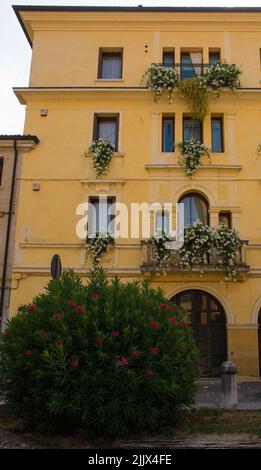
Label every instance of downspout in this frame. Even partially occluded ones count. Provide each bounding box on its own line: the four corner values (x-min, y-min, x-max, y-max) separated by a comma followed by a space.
0, 139, 18, 327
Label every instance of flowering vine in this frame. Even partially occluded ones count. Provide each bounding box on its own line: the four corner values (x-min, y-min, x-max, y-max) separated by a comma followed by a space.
175, 139, 210, 176
212, 224, 241, 279
86, 232, 115, 265
87, 138, 114, 177
178, 221, 212, 270
149, 220, 242, 280
142, 64, 180, 103
143, 62, 241, 118
203, 61, 241, 96
150, 232, 173, 266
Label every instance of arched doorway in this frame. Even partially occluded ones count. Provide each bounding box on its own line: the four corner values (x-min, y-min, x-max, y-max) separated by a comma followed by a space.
172, 290, 227, 377
258, 309, 261, 376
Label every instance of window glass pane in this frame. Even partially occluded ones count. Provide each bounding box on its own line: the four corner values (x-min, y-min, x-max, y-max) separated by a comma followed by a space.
162, 117, 174, 152
184, 119, 202, 143
101, 53, 121, 79
98, 119, 116, 148
211, 118, 223, 152
163, 51, 174, 66
219, 212, 231, 228
209, 51, 220, 65
156, 211, 169, 233
89, 197, 115, 235
181, 52, 202, 79
180, 194, 208, 226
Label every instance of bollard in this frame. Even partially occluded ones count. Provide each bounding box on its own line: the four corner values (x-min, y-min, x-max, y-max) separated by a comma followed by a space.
221, 361, 238, 409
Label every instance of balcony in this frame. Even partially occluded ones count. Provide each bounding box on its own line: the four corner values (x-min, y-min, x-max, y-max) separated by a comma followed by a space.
153, 63, 213, 80
140, 239, 250, 275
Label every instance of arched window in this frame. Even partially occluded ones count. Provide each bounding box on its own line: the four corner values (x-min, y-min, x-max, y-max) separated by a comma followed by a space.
179, 192, 209, 226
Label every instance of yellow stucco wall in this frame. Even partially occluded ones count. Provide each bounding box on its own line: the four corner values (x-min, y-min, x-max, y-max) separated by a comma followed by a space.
10, 8, 261, 377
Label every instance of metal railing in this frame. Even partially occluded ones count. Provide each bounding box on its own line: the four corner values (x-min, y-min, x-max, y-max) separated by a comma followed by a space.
153, 62, 213, 80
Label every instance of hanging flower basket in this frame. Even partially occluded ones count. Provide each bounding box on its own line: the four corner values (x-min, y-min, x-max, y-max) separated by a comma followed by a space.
86, 232, 115, 265
142, 64, 180, 103
175, 139, 210, 176
87, 138, 114, 177
203, 61, 242, 96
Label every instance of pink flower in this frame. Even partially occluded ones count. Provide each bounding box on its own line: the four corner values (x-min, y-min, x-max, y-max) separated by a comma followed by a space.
4, 330, 11, 337
71, 354, 78, 359
132, 351, 141, 358
96, 338, 104, 345
52, 313, 64, 320
181, 322, 189, 328
27, 304, 37, 313
111, 331, 120, 337
55, 339, 64, 346
91, 293, 98, 300
150, 346, 158, 355
67, 300, 76, 307
116, 357, 128, 366
70, 361, 79, 368
75, 305, 85, 313
168, 316, 177, 325
145, 369, 154, 379
24, 350, 33, 357
160, 303, 169, 310
151, 321, 159, 329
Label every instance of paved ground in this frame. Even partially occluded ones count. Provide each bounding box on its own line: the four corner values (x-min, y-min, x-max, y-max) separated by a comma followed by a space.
196, 379, 261, 409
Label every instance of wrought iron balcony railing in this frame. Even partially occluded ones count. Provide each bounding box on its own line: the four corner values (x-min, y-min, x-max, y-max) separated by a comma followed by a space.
140, 239, 250, 274
153, 63, 213, 80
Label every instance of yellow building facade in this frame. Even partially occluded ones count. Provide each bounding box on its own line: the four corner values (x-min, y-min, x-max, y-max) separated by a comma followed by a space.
9, 6, 261, 378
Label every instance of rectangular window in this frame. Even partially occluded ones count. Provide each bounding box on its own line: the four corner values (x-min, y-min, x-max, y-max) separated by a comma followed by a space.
98, 49, 123, 79
209, 49, 220, 65
88, 196, 116, 235
162, 115, 175, 152
155, 211, 169, 234
219, 212, 231, 229
211, 116, 223, 152
93, 114, 119, 151
181, 51, 203, 79
0, 158, 3, 186
183, 117, 202, 143
163, 49, 175, 66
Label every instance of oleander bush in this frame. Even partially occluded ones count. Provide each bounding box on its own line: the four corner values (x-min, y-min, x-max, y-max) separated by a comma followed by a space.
0, 269, 198, 438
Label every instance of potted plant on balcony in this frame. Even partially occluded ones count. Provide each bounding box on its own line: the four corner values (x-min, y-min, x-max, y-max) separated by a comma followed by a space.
175, 139, 210, 176
87, 138, 114, 177
150, 231, 173, 267
178, 221, 212, 271
203, 61, 241, 96
213, 224, 241, 279
142, 63, 180, 103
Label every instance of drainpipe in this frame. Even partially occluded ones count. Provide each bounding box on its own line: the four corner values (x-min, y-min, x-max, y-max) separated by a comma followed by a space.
0, 139, 18, 328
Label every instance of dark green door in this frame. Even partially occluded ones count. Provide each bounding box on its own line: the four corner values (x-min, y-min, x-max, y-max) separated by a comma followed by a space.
172, 290, 227, 377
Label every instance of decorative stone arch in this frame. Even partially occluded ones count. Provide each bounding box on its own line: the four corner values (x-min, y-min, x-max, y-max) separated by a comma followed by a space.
165, 284, 234, 324
250, 296, 261, 325
174, 184, 215, 207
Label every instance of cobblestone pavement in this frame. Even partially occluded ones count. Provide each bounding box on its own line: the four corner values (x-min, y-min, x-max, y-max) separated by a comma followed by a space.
0, 430, 261, 449
196, 379, 261, 409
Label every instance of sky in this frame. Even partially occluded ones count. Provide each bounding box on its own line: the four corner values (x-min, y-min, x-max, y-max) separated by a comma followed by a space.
1, 0, 261, 134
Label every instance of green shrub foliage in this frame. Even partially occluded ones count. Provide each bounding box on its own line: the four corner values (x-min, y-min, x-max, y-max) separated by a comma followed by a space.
0, 269, 198, 438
